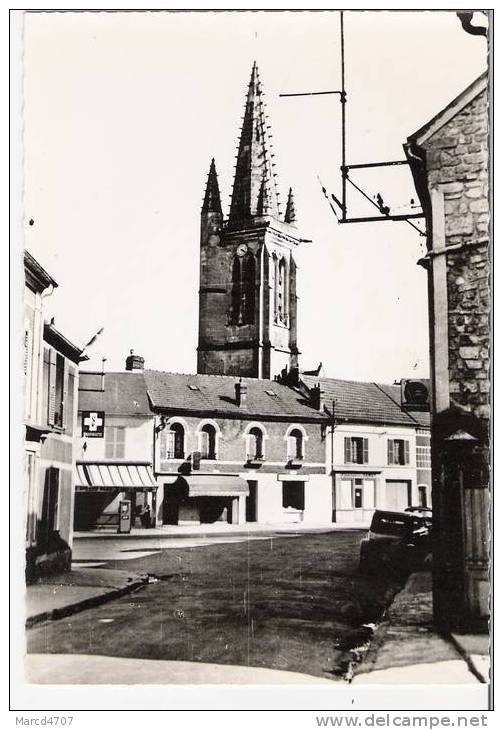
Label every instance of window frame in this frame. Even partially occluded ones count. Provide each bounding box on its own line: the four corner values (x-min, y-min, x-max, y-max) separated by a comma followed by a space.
344, 436, 369, 465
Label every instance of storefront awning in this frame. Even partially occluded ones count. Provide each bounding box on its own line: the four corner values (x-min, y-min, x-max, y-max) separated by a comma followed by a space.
76, 462, 158, 492
175, 474, 249, 498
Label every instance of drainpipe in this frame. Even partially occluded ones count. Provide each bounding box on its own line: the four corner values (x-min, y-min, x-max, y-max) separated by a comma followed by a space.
330, 400, 337, 523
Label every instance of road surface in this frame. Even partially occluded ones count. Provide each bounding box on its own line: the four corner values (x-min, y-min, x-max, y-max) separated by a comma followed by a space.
27, 531, 401, 681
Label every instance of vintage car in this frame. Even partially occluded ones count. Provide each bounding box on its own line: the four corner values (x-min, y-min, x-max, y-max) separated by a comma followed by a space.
359, 509, 432, 576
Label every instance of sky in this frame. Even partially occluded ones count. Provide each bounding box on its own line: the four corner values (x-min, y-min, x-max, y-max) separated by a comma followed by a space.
22, 10, 488, 382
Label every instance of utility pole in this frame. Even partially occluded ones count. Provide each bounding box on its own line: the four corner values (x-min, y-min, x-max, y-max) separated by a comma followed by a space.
330, 399, 338, 522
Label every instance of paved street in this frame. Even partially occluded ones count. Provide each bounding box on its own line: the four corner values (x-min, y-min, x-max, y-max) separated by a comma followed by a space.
27, 531, 402, 681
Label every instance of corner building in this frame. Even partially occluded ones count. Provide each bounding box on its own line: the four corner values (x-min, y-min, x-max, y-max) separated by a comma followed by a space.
198, 63, 301, 379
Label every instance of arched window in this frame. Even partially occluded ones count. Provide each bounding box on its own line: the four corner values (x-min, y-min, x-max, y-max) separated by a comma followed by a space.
287, 428, 304, 460
278, 257, 289, 324
242, 252, 255, 324
200, 423, 217, 460
230, 251, 255, 325
167, 423, 185, 460
248, 427, 264, 460
231, 255, 241, 324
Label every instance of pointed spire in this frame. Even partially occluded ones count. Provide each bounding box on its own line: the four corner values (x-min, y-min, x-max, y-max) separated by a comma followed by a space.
202, 158, 222, 216
228, 63, 280, 225
284, 187, 297, 225
256, 173, 272, 216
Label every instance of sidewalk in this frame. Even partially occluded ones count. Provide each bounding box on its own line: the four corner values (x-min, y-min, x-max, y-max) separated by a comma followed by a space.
26, 567, 149, 628
352, 572, 490, 685
74, 520, 370, 539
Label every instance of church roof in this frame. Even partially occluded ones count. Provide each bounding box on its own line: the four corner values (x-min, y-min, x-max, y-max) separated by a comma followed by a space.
228, 62, 281, 224
144, 370, 325, 421
301, 375, 429, 428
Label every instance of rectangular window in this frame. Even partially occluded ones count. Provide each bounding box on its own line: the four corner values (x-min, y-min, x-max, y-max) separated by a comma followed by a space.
416, 445, 431, 469
387, 439, 410, 465
46, 348, 66, 429
105, 426, 126, 458
282, 481, 305, 511
344, 437, 369, 464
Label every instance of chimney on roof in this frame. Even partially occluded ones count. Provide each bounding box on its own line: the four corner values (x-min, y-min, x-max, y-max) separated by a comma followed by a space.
310, 383, 326, 413
235, 378, 248, 407
125, 349, 145, 371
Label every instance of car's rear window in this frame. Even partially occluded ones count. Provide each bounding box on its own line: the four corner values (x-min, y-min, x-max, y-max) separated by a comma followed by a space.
370, 512, 422, 536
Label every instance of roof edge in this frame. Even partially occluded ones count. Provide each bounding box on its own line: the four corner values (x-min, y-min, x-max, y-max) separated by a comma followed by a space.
408, 71, 488, 147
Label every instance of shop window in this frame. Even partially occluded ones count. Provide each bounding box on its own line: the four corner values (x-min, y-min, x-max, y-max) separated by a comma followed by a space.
344, 437, 369, 464
283, 481, 305, 510
247, 427, 264, 460
387, 439, 410, 465
105, 426, 126, 459
167, 423, 185, 459
287, 428, 304, 460
200, 424, 217, 460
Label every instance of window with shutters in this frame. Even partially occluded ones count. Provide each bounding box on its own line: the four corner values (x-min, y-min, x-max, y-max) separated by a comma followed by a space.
344, 437, 369, 464
247, 427, 264, 460
166, 423, 185, 459
287, 429, 304, 460
387, 439, 410, 465
46, 348, 66, 429
105, 426, 126, 459
200, 424, 217, 460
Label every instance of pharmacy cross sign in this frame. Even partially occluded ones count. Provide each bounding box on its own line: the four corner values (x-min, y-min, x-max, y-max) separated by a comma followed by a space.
82, 410, 105, 438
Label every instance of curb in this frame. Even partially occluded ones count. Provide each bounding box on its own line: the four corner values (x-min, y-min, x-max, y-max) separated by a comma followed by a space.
26, 574, 149, 629
447, 633, 488, 684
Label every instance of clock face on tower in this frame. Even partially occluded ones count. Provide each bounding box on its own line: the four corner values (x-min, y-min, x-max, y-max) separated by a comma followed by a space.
236, 243, 248, 257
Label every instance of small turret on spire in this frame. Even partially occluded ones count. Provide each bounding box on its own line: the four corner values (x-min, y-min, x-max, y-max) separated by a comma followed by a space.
284, 187, 297, 225
228, 62, 280, 225
202, 158, 222, 216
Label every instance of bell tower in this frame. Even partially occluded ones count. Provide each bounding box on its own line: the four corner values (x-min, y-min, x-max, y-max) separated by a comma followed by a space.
197, 62, 304, 379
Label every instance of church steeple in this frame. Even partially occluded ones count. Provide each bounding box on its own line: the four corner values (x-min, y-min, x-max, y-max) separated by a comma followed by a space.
228, 62, 280, 225
284, 187, 297, 225
202, 158, 222, 215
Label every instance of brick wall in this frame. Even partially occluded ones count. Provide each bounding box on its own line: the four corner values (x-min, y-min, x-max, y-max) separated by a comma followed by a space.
156, 413, 325, 474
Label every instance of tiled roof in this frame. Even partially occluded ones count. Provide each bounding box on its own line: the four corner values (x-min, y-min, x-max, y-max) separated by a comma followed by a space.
302, 376, 428, 428
78, 372, 152, 416
144, 370, 325, 421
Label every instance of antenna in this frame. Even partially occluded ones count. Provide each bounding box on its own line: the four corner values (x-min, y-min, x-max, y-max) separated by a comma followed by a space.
280, 10, 426, 237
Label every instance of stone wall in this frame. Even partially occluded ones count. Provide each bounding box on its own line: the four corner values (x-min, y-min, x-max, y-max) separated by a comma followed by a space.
424, 88, 489, 421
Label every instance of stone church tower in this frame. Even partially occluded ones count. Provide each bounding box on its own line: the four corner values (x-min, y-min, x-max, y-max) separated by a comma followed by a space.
197, 62, 303, 379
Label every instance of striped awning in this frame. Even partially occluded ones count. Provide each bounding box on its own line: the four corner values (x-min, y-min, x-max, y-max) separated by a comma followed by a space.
76, 461, 158, 492
175, 474, 249, 498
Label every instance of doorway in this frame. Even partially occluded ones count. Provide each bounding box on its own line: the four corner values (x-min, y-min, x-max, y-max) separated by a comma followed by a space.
246, 480, 257, 522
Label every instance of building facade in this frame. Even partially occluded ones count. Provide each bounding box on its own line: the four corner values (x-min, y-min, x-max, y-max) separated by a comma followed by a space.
75, 362, 158, 530
24, 252, 83, 582
197, 63, 302, 380
406, 72, 490, 630
300, 375, 431, 523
